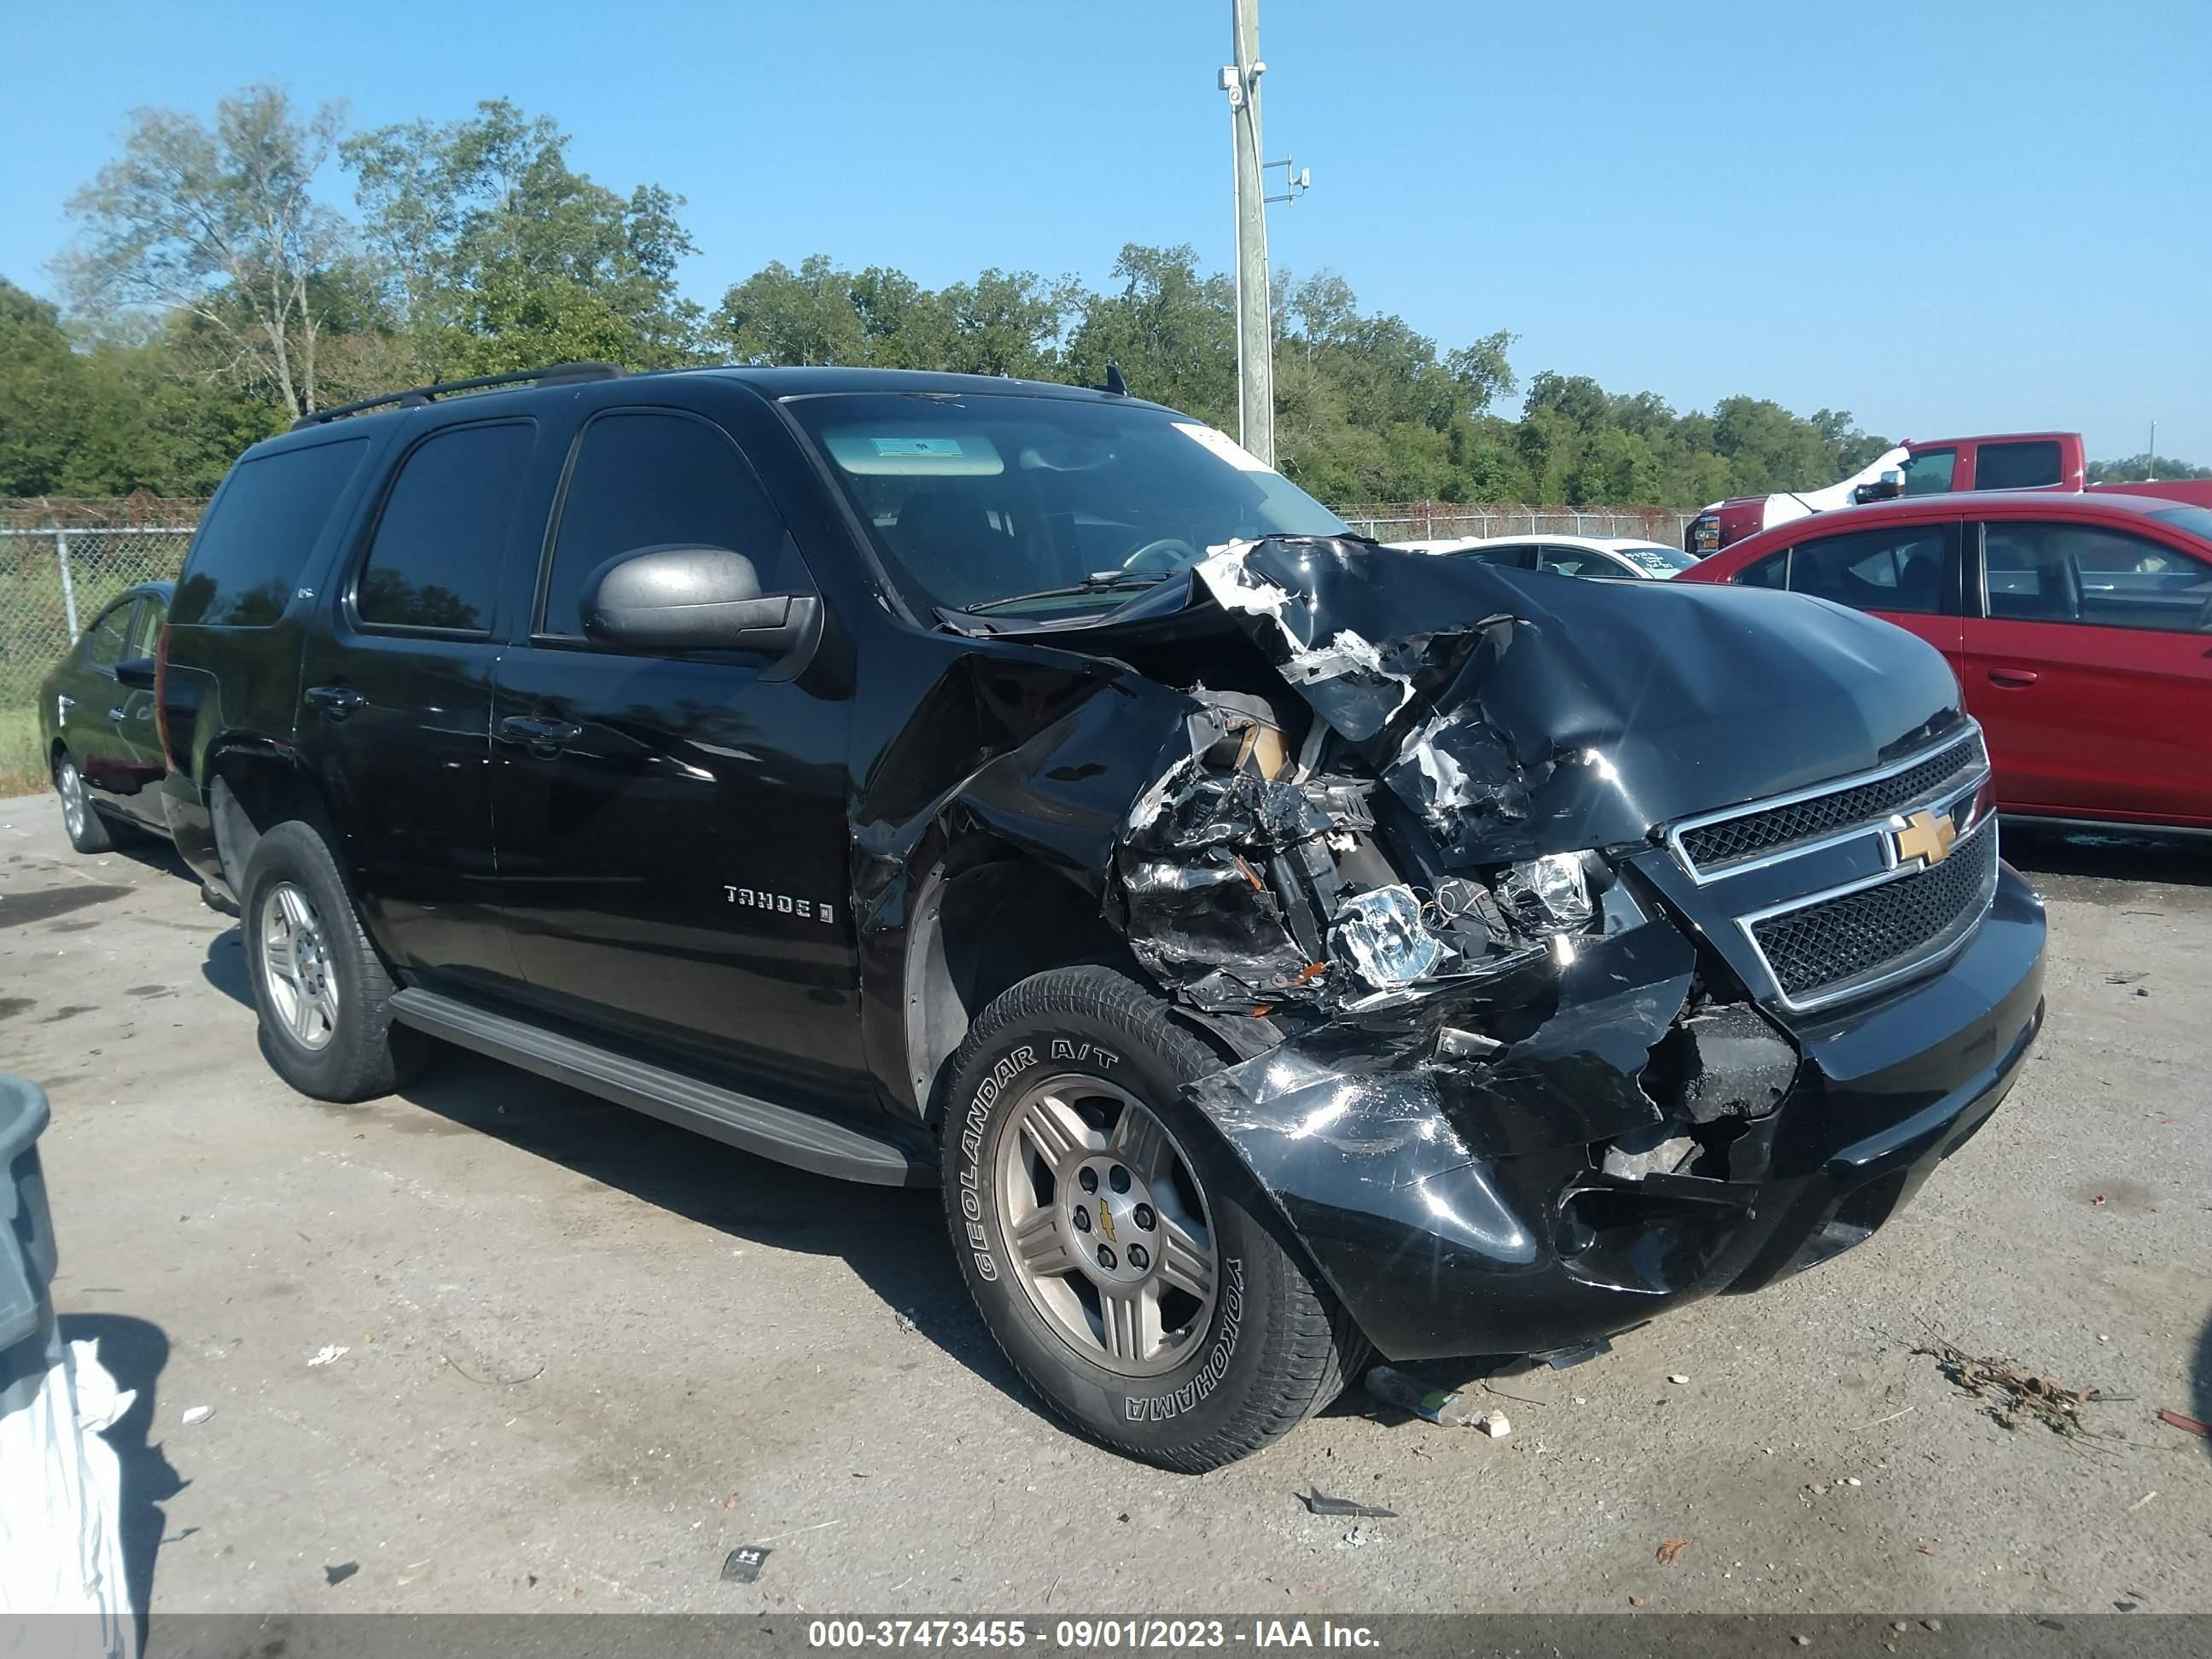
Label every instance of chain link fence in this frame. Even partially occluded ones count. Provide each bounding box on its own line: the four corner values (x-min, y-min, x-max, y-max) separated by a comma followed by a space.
1335, 503, 1696, 547
2, 521, 200, 710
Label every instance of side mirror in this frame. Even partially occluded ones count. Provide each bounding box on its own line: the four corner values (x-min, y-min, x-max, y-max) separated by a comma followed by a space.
583, 544, 820, 657
114, 657, 156, 690
1853, 469, 1906, 505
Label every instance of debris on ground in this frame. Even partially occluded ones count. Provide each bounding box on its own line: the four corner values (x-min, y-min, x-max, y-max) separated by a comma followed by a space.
720, 1546, 771, 1584
1667, 1373, 1690, 1385
2106, 971, 2145, 985
179, 1406, 212, 1425
1655, 1537, 1692, 1567
2126, 1491, 2158, 1512
1299, 1487, 1397, 1519
1912, 1338, 2112, 1436
893, 1309, 917, 1336
1336, 1525, 1374, 1549
1476, 1411, 1512, 1438
324, 1562, 358, 1586
1627, 1595, 1644, 1607
307, 1345, 348, 1368
1362, 1364, 1480, 1426
2157, 1409, 2209, 1437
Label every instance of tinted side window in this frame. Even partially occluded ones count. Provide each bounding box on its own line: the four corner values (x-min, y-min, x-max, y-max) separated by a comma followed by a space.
1973, 441, 2061, 492
1733, 551, 1790, 589
356, 422, 536, 633
1901, 448, 1956, 497
123, 594, 166, 658
172, 438, 370, 626
1786, 525, 1947, 614
1536, 545, 1613, 578
1982, 521, 2212, 632
1465, 543, 1534, 568
540, 411, 804, 638
83, 601, 136, 671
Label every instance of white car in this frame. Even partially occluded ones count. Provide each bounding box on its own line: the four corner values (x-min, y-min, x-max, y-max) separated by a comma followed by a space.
1433, 534, 1702, 580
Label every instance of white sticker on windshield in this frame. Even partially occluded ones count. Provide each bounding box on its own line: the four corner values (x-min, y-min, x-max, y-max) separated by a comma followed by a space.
1172, 422, 1272, 473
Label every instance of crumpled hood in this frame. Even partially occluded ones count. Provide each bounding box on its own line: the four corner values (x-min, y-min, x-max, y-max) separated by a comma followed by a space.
1068, 537, 1965, 864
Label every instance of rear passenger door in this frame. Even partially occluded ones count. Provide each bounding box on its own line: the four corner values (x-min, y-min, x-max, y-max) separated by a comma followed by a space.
294, 416, 543, 994
489, 403, 862, 1105
1962, 519, 2212, 823
63, 597, 142, 812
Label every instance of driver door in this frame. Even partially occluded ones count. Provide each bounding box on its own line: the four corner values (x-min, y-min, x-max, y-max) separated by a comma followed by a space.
489, 405, 864, 1104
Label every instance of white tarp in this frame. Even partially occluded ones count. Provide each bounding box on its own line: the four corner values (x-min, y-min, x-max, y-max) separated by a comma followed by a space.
0, 1326, 137, 1659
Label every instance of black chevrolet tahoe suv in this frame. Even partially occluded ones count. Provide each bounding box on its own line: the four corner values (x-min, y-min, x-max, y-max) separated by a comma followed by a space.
150, 362, 2047, 1470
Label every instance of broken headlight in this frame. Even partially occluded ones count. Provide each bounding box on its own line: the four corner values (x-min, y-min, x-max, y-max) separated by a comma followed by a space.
1330, 884, 1445, 988
1498, 852, 1598, 937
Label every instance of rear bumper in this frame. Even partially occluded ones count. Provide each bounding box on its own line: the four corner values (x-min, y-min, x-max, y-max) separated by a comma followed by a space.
1252, 865, 2046, 1362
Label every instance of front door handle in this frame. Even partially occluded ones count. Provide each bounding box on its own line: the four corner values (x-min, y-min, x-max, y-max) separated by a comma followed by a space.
501, 713, 585, 750
304, 684, 368, 718
1986, 667, 2040, 688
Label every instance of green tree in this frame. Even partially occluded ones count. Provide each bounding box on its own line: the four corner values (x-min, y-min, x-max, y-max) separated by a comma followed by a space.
57, 85, 352, 418
1064, 244, 1237, 428
344, 99, 701, 375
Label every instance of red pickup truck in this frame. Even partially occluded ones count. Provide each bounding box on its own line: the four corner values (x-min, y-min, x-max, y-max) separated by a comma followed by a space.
1687, 431, 2212, 555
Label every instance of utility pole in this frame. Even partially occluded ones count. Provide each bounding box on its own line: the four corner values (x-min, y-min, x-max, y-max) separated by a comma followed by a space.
1224, 0, 1272, 465
2149, 420, 2157, 480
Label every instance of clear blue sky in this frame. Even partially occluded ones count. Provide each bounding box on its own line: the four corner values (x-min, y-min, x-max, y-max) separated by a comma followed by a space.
5, 0, 2206, 462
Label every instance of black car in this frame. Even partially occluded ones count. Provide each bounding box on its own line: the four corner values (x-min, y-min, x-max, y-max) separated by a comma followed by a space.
154, 363, 2046, 1471
37, 579, 174, 853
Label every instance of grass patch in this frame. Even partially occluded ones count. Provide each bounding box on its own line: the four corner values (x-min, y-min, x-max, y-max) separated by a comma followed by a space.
0, 706, 49, 800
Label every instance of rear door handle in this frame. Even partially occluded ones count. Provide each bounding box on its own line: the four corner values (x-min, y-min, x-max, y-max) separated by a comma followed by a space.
304, 684, 367, 717
1986, 667, 2039, 688
500, 713, 585, 749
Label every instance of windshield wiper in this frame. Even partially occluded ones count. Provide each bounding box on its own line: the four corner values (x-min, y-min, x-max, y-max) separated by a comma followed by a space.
960, 569, 1172, 616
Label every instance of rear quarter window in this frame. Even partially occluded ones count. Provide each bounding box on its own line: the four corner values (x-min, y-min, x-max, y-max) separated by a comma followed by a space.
172, 437, 370, 626
1973, 440, 2062, 491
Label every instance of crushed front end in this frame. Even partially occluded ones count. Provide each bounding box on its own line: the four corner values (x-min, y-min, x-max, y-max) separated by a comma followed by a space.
1040, 538, 2047, 1364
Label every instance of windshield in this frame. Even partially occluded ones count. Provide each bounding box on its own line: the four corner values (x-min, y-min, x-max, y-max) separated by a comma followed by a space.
783, 391, 1348, 616
1614, 543, 1698, 576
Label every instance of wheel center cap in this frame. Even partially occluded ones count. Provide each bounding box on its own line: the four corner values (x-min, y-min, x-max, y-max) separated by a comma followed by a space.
1066, 1155, 1160, 1285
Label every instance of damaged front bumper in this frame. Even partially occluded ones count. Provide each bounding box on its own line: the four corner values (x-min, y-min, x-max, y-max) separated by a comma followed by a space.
975, 536, 2046, 1367
1206, 864, 2045, 1362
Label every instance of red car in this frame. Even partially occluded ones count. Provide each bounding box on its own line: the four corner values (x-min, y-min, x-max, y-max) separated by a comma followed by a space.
1679, 491, 2212, 832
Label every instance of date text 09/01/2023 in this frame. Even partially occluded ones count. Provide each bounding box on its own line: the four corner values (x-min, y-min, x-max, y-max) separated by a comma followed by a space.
806, 1621, 1381, 1650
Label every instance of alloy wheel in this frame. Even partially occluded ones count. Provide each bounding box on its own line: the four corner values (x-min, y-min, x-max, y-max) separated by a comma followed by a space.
996, 1074, 1220, 1377
56, 759, 87, 841
260, 881, 339, 1051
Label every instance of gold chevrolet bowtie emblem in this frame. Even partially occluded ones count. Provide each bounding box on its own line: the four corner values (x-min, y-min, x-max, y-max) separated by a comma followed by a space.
1894, 808, 1958, 867
1096, 1202, 1116, 1243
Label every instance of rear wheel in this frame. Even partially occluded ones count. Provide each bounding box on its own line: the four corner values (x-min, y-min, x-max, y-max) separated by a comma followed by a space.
54, 751, 116, 853
940, 965, 1364, 1470
241, 820, 428, 1102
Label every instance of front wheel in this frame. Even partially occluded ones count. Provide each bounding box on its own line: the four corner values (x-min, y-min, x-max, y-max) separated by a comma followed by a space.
940, 965, 1364, 1470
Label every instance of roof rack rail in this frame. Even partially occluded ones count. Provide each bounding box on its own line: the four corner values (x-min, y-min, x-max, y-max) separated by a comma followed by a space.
290, 361, 627, 430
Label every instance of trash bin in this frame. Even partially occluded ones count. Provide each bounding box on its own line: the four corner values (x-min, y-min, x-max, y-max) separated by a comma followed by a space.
0, 1074, 136, 1659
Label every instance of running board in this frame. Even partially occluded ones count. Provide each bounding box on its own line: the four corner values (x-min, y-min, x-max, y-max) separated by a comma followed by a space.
388, 988, 934, 1188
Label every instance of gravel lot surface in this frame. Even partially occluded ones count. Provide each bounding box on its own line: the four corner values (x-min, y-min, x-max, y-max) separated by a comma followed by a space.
3, 795, 2205, 1617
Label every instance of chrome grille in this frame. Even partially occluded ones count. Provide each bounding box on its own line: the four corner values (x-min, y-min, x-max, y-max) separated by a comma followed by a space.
1677, 731, 1988, 875
1748, 817, 2000, 1004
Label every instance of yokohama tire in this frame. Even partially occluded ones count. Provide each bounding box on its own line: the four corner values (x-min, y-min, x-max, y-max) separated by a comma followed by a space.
940, 965, 1365, 1471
